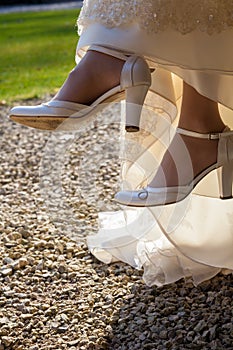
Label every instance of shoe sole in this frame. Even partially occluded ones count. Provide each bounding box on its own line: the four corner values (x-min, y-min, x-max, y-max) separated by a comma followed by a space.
10, 92, 125, 131
10, 115, 68, 131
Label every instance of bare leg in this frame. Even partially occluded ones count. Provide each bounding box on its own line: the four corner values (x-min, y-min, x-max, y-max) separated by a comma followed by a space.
54, 50, 124, 105
149, 81, 226, 187
178, 82, 225, 132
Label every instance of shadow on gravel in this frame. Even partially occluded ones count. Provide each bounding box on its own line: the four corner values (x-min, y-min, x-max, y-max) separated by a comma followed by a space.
105, 267, 233, 350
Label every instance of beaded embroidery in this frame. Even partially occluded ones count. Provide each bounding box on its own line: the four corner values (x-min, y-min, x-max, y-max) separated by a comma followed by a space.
78, 0, 233, 35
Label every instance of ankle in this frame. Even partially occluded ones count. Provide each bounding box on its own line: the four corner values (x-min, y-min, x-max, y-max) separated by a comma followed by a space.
54, 51, 124, 104
179, 82, 226, 133
178, 114, 226, 134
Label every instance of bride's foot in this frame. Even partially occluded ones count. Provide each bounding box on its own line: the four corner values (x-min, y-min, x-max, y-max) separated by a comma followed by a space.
54, 50, 124, 105
114, 82, 233, 207
150, 83, 226, 188
114, 125, 233, 207
9, 46, 151, 131
148, 128, 222, 188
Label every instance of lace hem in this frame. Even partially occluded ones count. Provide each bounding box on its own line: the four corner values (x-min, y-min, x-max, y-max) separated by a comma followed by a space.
78, 0, 233, 35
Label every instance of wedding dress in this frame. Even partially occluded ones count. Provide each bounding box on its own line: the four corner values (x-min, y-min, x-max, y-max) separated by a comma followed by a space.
75, 0, 233, 286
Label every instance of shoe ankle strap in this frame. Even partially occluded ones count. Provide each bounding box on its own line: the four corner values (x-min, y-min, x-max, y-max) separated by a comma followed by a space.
176, 127, 232, 140
88, 44, 134, 61
88, 45, 156, 72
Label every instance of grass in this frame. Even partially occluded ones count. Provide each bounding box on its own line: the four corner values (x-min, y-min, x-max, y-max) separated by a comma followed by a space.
0, 9, 80, 103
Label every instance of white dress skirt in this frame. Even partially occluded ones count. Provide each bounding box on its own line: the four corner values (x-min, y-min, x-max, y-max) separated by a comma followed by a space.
74, 0, 233, 286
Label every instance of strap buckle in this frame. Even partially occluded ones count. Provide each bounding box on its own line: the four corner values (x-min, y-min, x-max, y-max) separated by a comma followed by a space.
209, 133, 220, 140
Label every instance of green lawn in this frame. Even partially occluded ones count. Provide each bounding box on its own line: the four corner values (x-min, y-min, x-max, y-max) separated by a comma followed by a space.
0, 9, 80, 103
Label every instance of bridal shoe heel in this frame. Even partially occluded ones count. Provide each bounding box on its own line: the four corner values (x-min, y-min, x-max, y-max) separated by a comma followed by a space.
9, 45, 151, 131
120, 54, 151, 132
115, 127, 233, 207
217, 161, 233, 199
125, 84, 150, 132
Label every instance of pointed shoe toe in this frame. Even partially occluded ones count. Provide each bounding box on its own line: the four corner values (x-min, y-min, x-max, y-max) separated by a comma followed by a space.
114, 187, 186, 207
9, 100, 89, 131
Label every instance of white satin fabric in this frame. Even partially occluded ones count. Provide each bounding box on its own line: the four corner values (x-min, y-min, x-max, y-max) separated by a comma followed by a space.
75, 1, 233, 286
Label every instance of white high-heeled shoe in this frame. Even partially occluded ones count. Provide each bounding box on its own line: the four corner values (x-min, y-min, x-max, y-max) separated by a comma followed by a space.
115, 127, 233, 207
9, 45, 151, 131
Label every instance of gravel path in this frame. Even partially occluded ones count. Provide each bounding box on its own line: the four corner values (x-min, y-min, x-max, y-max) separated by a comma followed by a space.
0, 2, 82, 14
0, 100, 232, 350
